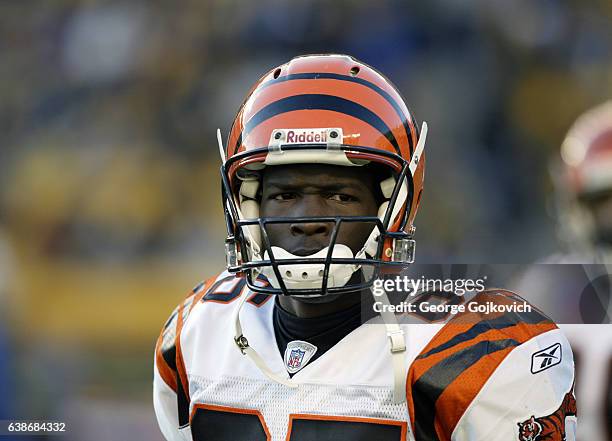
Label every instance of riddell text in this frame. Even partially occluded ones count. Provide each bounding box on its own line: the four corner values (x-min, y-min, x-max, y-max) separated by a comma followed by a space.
286, 130, 327, 143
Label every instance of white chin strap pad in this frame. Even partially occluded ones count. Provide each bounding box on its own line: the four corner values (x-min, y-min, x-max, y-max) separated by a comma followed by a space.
237, 179, 261, 256
360, 177, 408, 258
262, 245, 357, 291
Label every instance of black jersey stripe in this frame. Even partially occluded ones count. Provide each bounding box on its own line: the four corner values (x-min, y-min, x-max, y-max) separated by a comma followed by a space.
412, 338, 519, 441
176, 370, 190, 427
259, 72, 415, 155
417, 309, 551, 360
236, 94, 400, 155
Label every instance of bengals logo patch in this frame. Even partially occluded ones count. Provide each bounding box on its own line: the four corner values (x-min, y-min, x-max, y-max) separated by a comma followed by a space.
517, 391, 577, 441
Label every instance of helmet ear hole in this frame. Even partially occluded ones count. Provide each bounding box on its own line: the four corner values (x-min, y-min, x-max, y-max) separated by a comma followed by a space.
273, 68, 282, 79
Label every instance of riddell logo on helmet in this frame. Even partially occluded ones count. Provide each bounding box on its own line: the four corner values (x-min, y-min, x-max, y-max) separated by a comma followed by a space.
285, 129, 328, 144
269, 128, 343, 146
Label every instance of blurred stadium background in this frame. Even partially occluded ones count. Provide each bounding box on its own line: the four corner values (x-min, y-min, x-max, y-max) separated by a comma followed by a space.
0, 0, 610, 439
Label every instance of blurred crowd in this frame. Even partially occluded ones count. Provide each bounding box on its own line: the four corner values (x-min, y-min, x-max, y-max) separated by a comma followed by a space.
0, 0, 610, 439
2, 0, 611, 265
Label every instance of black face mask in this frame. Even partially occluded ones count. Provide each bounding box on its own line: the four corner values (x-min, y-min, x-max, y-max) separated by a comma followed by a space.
221, 144, 416, 297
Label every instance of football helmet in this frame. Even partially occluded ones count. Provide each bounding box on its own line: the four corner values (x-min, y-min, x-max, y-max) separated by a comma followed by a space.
219, 54, 427, 295
558, 100, 612, 258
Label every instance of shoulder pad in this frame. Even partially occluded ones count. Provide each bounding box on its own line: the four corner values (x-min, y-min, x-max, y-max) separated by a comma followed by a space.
154, 277, 217, 391
406, 289, 559, 440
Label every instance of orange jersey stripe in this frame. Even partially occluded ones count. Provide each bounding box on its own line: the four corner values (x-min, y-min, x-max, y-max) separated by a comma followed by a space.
432, 345, 517, 440
155, 280, 212, 392
155, 328, 178, 392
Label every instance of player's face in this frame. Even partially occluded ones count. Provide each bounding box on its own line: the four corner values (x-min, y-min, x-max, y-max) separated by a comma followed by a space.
259, 164, 379, 256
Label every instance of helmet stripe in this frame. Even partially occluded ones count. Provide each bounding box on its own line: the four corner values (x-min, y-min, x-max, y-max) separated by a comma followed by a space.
236, 94, 400, 155
258, 72, 415, 155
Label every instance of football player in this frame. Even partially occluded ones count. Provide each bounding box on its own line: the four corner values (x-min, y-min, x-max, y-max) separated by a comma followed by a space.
154, 54, 576, 441
556, 100, 612, 264
517, 101, 612, 441
559, 105, 612, 441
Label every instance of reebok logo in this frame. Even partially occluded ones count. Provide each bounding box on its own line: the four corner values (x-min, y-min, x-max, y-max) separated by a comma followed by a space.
531, 343, 562, 374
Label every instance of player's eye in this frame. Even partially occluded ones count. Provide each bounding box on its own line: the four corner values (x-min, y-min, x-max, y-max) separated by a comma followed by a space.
328, 193, 357, 203
271, 192, 297, 201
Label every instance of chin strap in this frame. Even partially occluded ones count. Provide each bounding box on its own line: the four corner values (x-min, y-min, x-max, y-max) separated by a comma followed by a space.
232, 293, 297, 388
373, 289, 407, 404
261, 245, 358, 291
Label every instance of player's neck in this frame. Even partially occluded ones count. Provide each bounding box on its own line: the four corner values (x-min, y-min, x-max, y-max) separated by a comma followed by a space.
277, 292, 365, 319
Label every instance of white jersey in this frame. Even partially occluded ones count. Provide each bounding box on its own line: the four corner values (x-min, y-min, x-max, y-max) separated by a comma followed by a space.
154, 271, 577, 441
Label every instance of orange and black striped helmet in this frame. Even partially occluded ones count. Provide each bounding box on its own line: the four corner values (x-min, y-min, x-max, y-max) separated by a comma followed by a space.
220, 54, 428, 295
558, 100, 612, 251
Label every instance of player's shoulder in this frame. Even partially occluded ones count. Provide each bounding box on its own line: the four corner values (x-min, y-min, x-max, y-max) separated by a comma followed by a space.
158, 270, 273, 335
458, 287, 556, 328
153, 273, 217, 384
182, 271, 273, 318
161, 272, 225, 326
406, 288, 574, 440
162, 270, 248, 327
154, 271, 246, 389
415, 288, 559, 367
415, 288, 557, 352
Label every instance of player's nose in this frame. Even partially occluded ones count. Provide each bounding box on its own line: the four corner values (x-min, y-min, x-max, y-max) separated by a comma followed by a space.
289, 196, 332, 238
289, 221, 330, 237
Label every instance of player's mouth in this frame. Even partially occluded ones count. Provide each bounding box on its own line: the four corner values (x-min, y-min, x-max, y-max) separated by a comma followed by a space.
289, 247, 326, 256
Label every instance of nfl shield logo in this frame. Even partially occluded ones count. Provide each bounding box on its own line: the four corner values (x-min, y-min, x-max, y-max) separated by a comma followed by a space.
284, 340, 317, 374
288, 349, 306, 369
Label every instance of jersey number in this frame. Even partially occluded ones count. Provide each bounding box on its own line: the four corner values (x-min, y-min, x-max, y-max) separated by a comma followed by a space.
202, 276, 271, 307
191, 405, 406, 441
